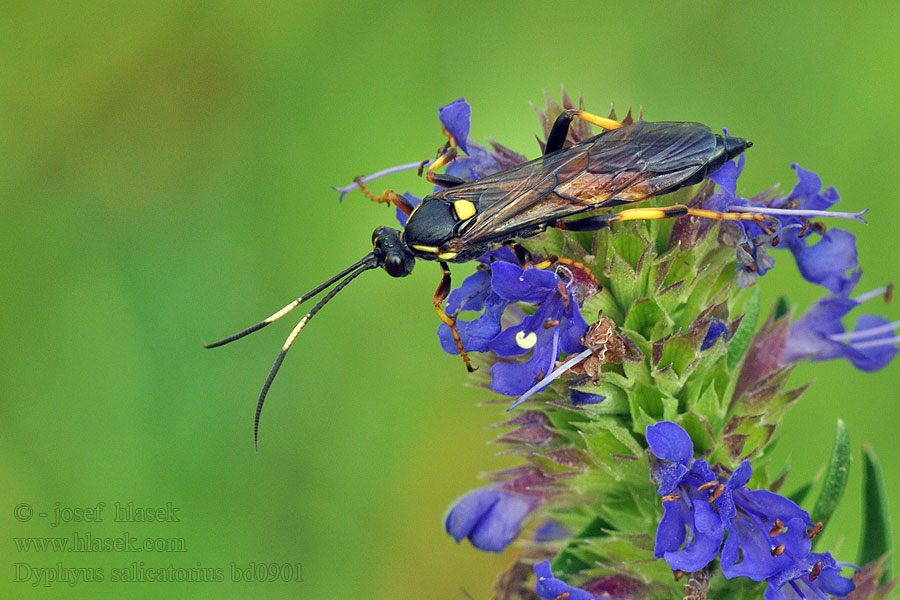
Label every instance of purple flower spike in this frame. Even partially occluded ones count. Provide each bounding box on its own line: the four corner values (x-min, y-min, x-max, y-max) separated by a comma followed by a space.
534, 561, 596, 600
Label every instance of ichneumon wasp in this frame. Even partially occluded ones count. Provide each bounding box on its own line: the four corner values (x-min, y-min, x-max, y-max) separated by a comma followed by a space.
206, 105, 773, 448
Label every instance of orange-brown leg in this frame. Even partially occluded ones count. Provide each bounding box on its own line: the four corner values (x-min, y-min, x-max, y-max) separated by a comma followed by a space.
533, 256, 602, 290
422, 125, 459, 185
352, 177, 415, 215
434, 261, 475, 372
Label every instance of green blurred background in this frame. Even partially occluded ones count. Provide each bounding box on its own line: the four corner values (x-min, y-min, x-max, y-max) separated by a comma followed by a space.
3, 2, 898, 598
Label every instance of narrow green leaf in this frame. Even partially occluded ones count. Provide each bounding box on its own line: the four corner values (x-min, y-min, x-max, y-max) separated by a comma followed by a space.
726, 286, 760, 371
810, 419, 851, 533
787, 482, 814, 507
859, 444, 893, 582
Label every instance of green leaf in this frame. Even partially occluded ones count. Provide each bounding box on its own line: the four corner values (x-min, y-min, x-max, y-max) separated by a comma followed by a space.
787, 481, 815, 507
726, 285, 760, 371
810, 419, 851, 533
859, 444, 893, 581
551, 515, 614, 575
773, 294, 792, 320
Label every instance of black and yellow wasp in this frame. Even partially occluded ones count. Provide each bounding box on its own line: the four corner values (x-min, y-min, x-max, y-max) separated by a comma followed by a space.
206, 106, 768, 447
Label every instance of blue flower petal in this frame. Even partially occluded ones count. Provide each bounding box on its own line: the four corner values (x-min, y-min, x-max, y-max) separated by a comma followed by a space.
646, 421, 694, 465
439, 98, 471, 154
444, 485, 538, 553
708, 153, 745, 196
490, 262, 559, 303
793, 229, 859, 294
534, 561, 596, 600
701, 319, 729, 350
846, 315, 900, 371
787, 164, 840, 212
570, 389, 605, 406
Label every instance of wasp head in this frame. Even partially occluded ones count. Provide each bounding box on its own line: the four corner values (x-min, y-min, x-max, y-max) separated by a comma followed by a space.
372, 226, 416, 277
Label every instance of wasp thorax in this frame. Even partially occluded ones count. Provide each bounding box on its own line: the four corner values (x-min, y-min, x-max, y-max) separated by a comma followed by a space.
372, 226, 415, 278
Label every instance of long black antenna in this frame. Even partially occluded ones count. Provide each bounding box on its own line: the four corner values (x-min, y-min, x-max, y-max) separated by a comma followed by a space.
253, 255, 379, 450
204, 254, 377, 349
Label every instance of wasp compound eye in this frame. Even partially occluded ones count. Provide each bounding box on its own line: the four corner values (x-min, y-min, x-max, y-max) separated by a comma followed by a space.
384, 253, 406, 277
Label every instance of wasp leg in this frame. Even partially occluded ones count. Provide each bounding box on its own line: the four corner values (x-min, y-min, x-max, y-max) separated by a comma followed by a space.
551, 213, 614, 231
533, 256, 602, 290
353, 177, 415, 215
552, 205, 777, 230
429, 173, 467, 188
420, 125, 460, 184
502, 241, 533, 266
502, 241, 601, 290
435, 261, 476, 372
610, 205, 777, 229
545, 109, 624, 154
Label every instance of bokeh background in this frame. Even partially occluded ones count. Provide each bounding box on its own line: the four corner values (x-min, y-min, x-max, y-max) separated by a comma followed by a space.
3, 3, 898, 598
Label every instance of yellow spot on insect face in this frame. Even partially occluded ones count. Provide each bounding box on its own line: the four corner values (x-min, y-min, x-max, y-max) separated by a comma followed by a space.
438, 251, 458, 260
515, 330, 538, 349
453, 200, 477, 221
411, 244, 440, 254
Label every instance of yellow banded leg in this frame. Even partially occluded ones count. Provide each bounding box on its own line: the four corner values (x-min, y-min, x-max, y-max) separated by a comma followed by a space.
546, 109, 624, 154
353, 177, 414, 215
435, 261, 475, 372
566, 109, 624, 131
608, 205, 777, 230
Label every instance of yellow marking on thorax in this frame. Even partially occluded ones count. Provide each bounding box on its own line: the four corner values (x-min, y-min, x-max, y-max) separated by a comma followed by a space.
438, 251, 458, 260
453, 200, 477, 221
411, 244, 440, 254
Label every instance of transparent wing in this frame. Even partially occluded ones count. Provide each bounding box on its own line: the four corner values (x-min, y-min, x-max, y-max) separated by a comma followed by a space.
438, 121, 717, 246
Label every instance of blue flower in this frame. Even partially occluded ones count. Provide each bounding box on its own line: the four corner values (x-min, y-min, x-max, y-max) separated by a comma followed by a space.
445, 469, 551, 552
784, 287, 899, 372
439, 97, 527, 183
534, 561, 596, 600
720, 500, 812, 581
334, 97, 526, 218
570, 389, 605, 406
648, 422, 817, 580
486, 262, 589, 396
437, 247, 517, 354
647, 421, 727, 572
701, 319, 730, 350
764, 551, 856, 600
704, 157, 867, 291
